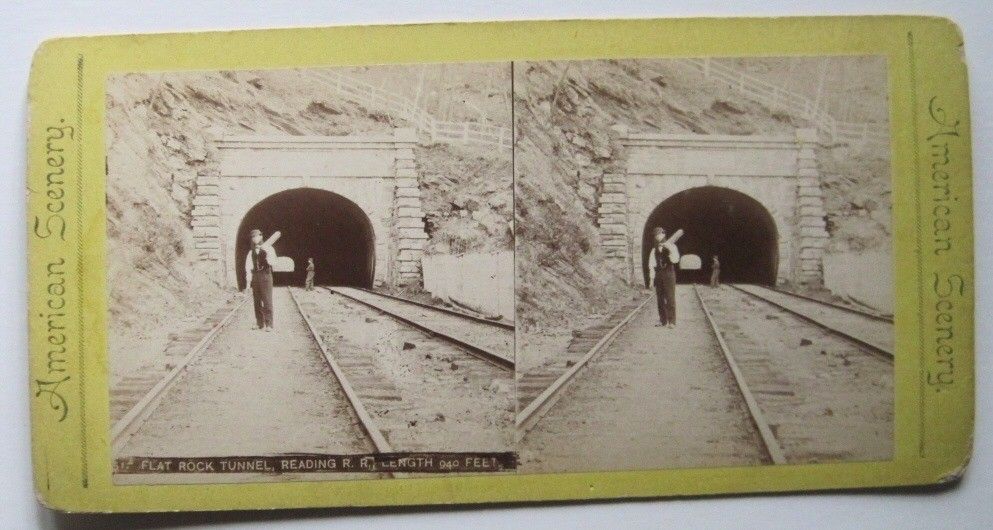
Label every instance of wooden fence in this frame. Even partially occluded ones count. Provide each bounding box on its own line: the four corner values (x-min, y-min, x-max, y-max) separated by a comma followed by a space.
307, 70, 512, 149
679, 58, 888, 154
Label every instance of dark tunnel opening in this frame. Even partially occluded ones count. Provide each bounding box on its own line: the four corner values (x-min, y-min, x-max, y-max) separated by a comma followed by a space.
641, 186, 778, 287
236, 188, 375, 290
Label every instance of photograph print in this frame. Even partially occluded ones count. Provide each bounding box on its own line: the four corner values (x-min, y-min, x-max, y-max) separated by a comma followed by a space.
513, 56, 893, 473
106, 62, 515, 483
103, 54, 895, 483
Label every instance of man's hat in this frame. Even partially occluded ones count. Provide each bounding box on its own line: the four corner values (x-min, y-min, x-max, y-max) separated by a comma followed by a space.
249, 229, 262, 237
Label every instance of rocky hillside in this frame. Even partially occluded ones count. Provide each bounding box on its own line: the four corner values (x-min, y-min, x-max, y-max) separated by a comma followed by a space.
106, 66, 511, 369
725, 56, 890, 124
514, 58, 890, 331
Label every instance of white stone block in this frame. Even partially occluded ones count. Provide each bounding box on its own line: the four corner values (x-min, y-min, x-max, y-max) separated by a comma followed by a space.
398, 249, 423, 261
192, 195, 220, 206
397, 239, 426, 250
599, 213, 626, 225
397, 228, 429, 239
195, 184, 220, 196
192, 205, 220, 217
396, 207, 424, 218
598, 203, 626, 214
799, 216, 826, 228
194, 238, 220, 249
798, 205, 825, 217
193, 226, 220, 238
191, 216, 220, 227
395, 217, 425, 228
602, 173, 626, 183
800, 236, 829, 248
600, 223, 626, 235
396, 187, 421, 198
799, 226, 829, 237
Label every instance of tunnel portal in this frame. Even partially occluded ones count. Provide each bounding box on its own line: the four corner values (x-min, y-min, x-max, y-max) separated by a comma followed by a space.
235, 188, 375, 290
641, 186, 779, 287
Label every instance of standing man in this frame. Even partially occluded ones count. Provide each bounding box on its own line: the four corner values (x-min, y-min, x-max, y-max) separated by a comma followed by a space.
710, 254, 721, 287
648, 227, 680, 328
244, 229, 276, 331
305, 257, 315, 291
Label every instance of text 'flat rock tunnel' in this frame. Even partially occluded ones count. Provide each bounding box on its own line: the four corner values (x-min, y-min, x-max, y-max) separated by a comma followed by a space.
642, 186, 779, 286
236, 188, 376, 290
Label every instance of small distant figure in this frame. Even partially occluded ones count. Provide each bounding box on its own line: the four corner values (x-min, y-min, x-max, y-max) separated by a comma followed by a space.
305, 257, 315, 291
709, 254, 721, 287
649, 227, 680, 329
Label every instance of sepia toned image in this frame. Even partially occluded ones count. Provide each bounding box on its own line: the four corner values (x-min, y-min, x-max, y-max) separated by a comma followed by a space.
514, 57, 894, 472
25, 15, 978, 514
104, 54, 895, 483
106, 63, 515, 483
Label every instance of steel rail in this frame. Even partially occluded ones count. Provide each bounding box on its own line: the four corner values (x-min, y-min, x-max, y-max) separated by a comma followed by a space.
729, 284, 893, 360
353, 287, 514, 330
288, 288, 395, 456
692, 285, 788, 465
325, 286, 514, 371
516, 295, 652, 437
739, 284, 893, 323
111, 294, 250, 453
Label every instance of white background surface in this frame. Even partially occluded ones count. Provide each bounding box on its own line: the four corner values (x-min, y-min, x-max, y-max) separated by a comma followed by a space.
1, 1, 990, 528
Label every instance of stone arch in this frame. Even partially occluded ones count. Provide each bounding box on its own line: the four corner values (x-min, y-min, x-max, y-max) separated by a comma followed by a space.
640, 186, 779, 286
234, 188, 376, 290
190, 129, 427, 290
598, 128, 828, 287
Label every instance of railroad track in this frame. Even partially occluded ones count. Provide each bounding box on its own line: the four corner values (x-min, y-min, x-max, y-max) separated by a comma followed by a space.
745, 285, 893, 323
730, 284, 893, 359
693, 285, 786, 464
110, 294, 251, 454
325, 286, 514, 371
112, 288, 388, 464
351, 287, 514, 330
287, 288, 393, 454
109, 295, 248, 425
694, 284, 894, 464
516, 295, 652, 436
300, 286, 514, 454
114, 285, 513, 469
